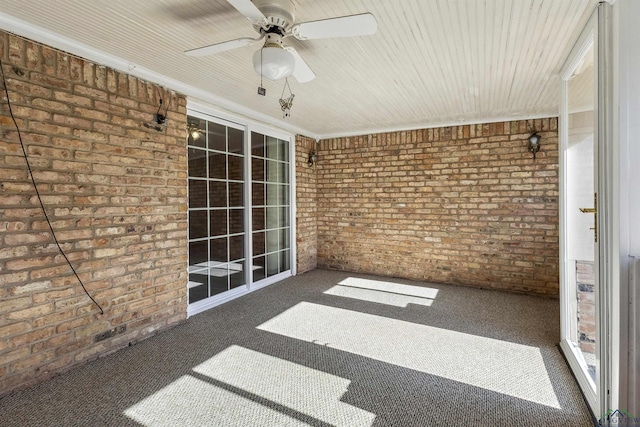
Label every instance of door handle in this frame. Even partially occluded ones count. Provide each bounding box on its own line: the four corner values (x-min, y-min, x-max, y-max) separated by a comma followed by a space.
579, 193, 597, 243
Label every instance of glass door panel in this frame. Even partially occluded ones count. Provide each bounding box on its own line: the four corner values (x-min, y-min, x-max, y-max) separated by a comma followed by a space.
251, 132, 291, 282
560, 12, 601, 414
187, 116, 246, 304
566, 34, 597, 388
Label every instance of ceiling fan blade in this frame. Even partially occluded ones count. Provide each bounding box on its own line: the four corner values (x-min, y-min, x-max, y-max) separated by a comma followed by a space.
226, 0, 266, 23
285, 47, 316, 83
185, 37, 259, 57
292, 13, 378, 40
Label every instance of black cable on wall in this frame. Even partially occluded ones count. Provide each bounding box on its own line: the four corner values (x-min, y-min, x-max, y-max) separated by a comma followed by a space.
0, 58, 104, 315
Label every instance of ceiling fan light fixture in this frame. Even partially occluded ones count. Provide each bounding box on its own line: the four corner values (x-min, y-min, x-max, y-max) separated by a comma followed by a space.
253, 46, 295, 81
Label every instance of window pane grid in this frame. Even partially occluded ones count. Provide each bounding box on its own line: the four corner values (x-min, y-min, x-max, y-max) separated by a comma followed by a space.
188, 116, 247, 304
250, 131, 290, 281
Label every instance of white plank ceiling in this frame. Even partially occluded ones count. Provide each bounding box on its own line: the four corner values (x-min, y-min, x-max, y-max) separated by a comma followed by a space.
0, 0, 598, 138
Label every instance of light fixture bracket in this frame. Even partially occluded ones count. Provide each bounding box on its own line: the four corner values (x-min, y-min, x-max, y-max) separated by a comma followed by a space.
153, 114, 166, 126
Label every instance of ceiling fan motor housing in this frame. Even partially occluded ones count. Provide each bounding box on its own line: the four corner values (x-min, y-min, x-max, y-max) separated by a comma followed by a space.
252, 0, 296, 31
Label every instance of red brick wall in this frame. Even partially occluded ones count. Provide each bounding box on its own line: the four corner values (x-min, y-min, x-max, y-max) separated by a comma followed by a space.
295, 135, 317, 274
0, 32, 188, 396
317, 119, 559, 296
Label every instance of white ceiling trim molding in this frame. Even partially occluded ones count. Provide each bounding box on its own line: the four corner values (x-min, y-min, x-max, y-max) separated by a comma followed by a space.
317, 112, 560, 141
0, 12, 316, 140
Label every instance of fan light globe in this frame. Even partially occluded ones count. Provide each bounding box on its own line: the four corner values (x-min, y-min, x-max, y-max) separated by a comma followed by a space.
253, 47, 295, 81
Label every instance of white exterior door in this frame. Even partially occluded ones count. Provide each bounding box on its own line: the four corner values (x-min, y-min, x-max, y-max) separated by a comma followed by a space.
559, 4, 616, 417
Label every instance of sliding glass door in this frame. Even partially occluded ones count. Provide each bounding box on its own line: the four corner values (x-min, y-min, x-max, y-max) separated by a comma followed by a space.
186, 112, 294, 315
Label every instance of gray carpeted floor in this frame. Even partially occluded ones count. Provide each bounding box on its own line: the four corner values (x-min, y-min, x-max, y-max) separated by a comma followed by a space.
0, 269, 594, 426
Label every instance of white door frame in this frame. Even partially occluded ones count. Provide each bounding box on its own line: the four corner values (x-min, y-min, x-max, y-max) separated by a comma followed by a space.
186, 101, 297, 317
595, 2, 618, 416
558, 3, 618, 417
558, 9, 598, 412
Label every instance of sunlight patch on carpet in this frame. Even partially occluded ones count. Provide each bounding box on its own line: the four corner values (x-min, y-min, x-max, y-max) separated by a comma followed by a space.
257, 302, 561, 409
194, 345, 375, 426
124, 345, 375, 427
324, 277, 438, 307
124, 375, 307, 427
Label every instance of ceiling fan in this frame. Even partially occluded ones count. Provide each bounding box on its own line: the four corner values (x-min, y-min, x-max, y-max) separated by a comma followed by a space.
185, 0, 378, 83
